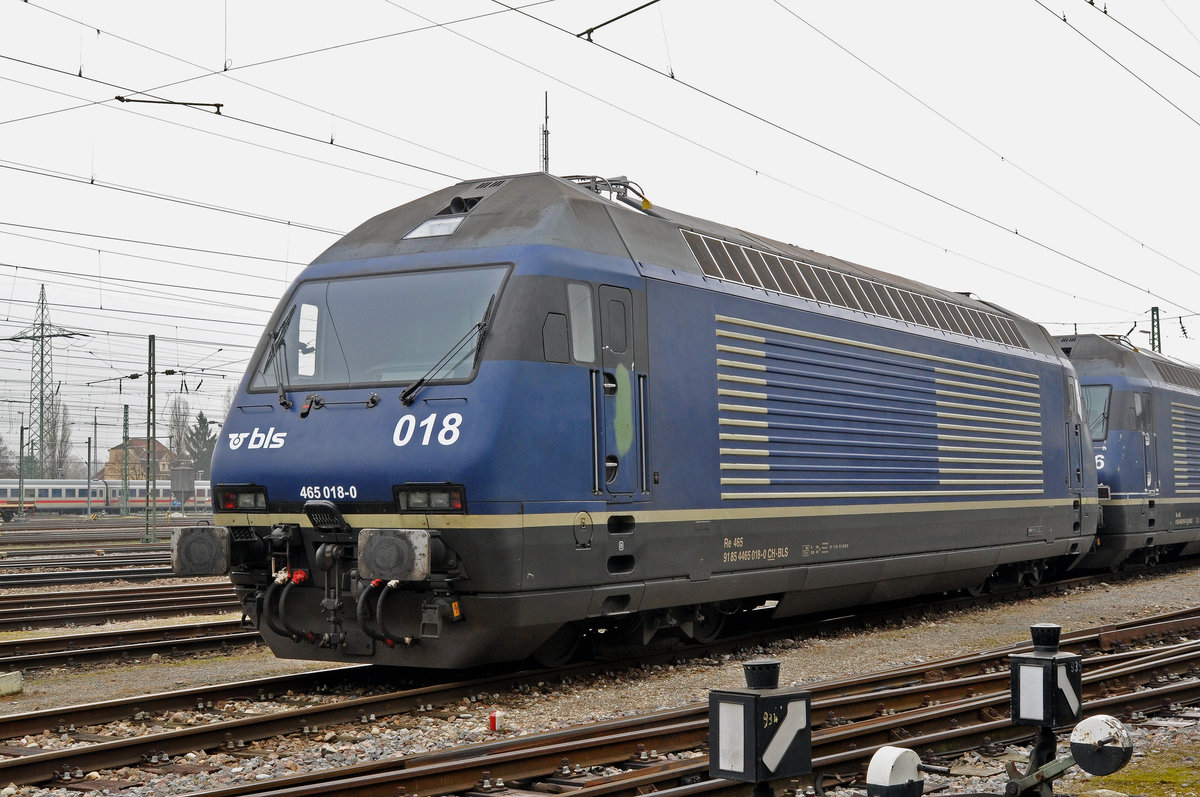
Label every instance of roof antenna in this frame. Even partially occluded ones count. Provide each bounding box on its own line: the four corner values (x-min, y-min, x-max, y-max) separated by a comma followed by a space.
540, 92, 550, 173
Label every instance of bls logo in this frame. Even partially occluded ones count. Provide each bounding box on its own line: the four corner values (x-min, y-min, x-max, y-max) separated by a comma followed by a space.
228, 427, 287, 450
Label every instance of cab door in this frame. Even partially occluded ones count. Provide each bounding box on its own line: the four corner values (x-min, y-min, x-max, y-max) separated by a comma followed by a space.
597, 285, 641, 497
1065, 375, 1085, 534
1134, 392, 1158, 493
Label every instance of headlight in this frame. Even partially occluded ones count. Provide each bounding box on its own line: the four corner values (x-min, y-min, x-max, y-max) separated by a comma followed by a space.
393, 484, 465, 513
217, 485, 268, 512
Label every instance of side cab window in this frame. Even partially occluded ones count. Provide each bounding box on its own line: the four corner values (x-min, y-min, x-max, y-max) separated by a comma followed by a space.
1133, 392, 1153, 433
567, 283, 596, 364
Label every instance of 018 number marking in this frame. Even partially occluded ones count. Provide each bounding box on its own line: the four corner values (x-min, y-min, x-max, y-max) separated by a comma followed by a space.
393, 412, 463, 447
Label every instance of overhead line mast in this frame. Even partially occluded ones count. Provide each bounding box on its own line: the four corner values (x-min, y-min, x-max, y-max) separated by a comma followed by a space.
5, 284, 84, 477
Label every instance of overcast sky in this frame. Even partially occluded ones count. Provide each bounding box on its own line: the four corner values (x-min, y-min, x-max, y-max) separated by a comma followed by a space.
2, 0, 1199, 469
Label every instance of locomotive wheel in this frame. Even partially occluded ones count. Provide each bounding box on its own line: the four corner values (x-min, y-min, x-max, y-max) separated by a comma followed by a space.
689, 605, 726, 644
1022, 560, 1047, 587
532, 623, 582, 668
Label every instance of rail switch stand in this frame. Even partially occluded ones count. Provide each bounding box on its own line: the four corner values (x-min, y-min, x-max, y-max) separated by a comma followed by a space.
709, 658, 812, 797
865, 623, 1133, 797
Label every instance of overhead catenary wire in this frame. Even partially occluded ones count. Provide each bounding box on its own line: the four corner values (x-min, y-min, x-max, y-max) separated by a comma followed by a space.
0, 228, 294, 289
362, 2, 1135, 320
7, 4, 1200, 453
0, 261, 279, 314
0, 314, 263, 346
1035, 0, 1200, 129
490, 0, 1200, 319
0, 71, 439, 192
0, 0, 1150, 414
0, 294, 268, 336
0, 51, 463, 184
5, 0, 534, 178
1158, 0, 1200, 47
0, 219, 305, 267
0, 2, 1161, 328
769, 0, 1200, 284
0, 159, 343, 236
1079, 0, 1200, 82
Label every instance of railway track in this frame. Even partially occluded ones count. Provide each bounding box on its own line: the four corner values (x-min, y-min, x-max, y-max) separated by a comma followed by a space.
0, 560, 1190, 680
0, 606, 1197, 791
0, 543, 168, 558
0, 523, 184, 584
0, 565, 176, 587
167, 627, 1200, 797
0, 581, 237, 629
215, 663, 1197, 797
0, 517, 208, 546
0, 620, 257, 670
0, 569, 1152, 674
0, 551, 170, 571
0, 515, 210, 530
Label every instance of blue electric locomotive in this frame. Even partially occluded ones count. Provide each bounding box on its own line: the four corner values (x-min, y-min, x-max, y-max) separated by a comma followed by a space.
173, 173, 1098, 669
1058, 334, 1200, 569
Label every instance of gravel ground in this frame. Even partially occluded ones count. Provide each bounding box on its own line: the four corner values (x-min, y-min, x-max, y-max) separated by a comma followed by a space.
1, 566, 1198, 796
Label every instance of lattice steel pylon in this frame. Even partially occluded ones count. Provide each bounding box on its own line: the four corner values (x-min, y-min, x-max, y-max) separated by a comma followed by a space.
6, 285, 83, 478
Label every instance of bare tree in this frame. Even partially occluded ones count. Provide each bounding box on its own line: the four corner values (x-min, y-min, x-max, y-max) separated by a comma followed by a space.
0, 435, 14, 478
168, 395, 190, 461
60, 456, 87, 479
45, 398, 72, 478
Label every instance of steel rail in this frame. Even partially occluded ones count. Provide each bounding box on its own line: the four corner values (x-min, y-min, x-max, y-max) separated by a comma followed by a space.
0, 553, 170, 570
0, 544, 169, 557
8, 621, 1199, 790
0, 669, 680, 785
0, 520, 206, 543
0, 567, 176, 586
0, 593, 1193, 789
803, 604, 1200, 697
171, 669, 1200, 797
0, 597, 238, 630
0, 582, 232, 609
177, 714, 713, 797
0, 620, 258, 669
0, 603, 1193, 779
2, 600, 1190, 744
0, 667, 372, 740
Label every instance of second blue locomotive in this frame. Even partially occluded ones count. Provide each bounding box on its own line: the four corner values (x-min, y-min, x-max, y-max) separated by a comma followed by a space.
1058, 334, 1200, 569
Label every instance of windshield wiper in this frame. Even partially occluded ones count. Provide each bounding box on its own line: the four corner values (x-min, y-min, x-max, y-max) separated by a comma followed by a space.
261, 304, 297, 409
400, 295, 494, 406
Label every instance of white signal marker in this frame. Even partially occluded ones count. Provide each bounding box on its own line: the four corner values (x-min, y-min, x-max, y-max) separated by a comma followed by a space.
762, 700, 808, 772
1057, 665, 1080, 714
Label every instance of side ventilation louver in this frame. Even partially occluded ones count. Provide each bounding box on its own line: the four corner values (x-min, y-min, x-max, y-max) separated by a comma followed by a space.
681, 229, 1027, 350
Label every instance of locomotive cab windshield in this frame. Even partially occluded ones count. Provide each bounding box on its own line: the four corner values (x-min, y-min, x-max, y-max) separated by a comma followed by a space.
248, 264, 507, 393
1081, 385, 1111, 441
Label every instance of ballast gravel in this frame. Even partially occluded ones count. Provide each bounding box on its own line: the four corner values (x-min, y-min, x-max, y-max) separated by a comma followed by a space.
1, 566, 1198, 797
